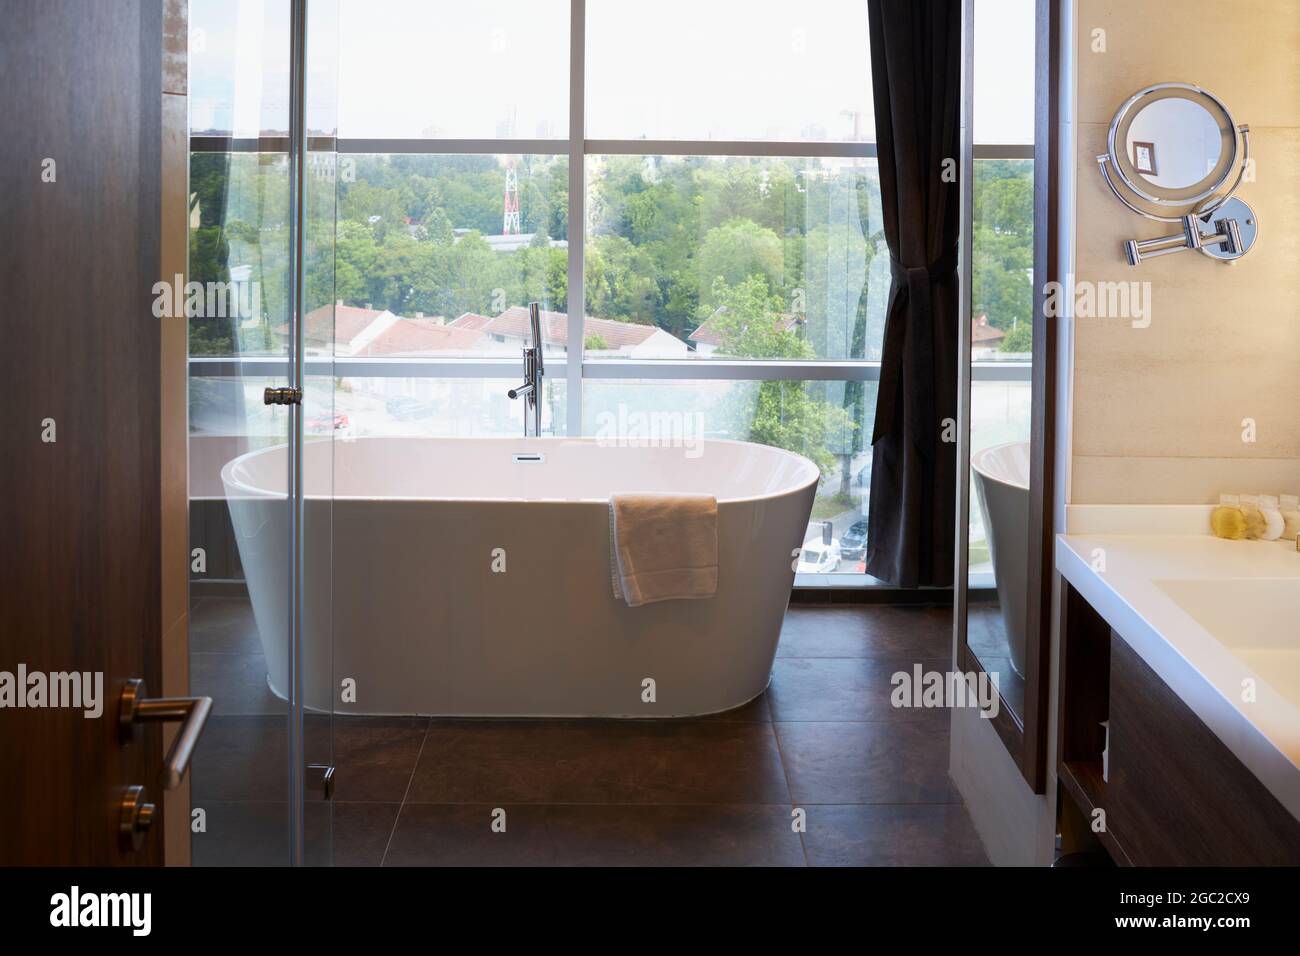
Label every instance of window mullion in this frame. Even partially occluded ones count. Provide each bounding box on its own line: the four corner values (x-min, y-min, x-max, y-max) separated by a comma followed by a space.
565, 0, 586, 437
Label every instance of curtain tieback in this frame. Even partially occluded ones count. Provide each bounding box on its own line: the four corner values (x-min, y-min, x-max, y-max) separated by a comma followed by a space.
873, 250, 959, 454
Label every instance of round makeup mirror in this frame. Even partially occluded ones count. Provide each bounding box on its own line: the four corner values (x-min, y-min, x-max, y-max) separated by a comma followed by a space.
1107, 83, 1238, 207
1096, 82, 1258, 265
1124, 98, 1222, 191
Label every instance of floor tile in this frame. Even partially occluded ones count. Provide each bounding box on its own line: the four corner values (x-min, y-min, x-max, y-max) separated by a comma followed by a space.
406, 720, 789, 805
768, 657, 953, 722
332, 716, 428, 802
385, 804, 805, 867
191, 715, 287, 803
775, 720, 955, 804
189, 596, 263, 655
192, 651, 282, 716
964, 603, 1007, 657
331, 803, 401, 867
964, 605, 1027, 720
189, 800, 399, 867
191, 801, 289, 867
801, 803, 989, 866
777, 606, 953, 659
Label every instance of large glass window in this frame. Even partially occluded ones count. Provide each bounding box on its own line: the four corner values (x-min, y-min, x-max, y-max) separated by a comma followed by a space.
584, 377, 877, 577
584, 155, 886, 361
974, 0, 1036, 145
586, 0, 874, 143
331, 153, 569, 357
189, 0, 1035, 585
338, 0, 569, 139
189, 0, 291, 137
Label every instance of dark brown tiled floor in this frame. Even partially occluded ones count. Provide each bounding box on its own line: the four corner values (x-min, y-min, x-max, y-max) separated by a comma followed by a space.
190, 598, 988, 866
775, 717, 956, 804
967, 602, 1027, 719
801, 804, 988, 866
385, 804, 806, 867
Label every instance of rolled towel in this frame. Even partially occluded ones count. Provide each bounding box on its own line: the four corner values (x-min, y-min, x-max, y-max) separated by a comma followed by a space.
609, 493, 718, 607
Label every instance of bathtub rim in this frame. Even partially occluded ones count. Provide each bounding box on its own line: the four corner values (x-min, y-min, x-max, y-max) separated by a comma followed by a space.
219, 434, 822, 506
970, 439, 1032, 492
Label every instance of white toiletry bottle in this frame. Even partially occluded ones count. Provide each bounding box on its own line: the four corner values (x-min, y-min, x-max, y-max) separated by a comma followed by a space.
1281, 494, 1300, 539
1259, 495, 1285, 541
1239, 494, 1266, 539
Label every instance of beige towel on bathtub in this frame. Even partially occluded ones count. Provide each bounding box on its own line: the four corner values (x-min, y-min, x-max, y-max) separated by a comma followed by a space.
609, 493, 718, 607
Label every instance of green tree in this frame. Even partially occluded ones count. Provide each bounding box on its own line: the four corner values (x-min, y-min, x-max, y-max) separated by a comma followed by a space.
695, 219, 785, 310
972, 160, 1034, 339
708, 277, 855, 478
999, 322, 1032, 353
585, 235, 659, 323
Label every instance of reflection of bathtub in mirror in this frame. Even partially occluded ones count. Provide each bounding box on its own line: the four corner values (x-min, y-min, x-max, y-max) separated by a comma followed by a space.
971, 441, 1031, 677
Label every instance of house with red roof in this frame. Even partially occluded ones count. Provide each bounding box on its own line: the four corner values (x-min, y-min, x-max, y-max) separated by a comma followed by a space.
687, 308, 804, 357
354, 316, 486, 357
971, 313, 1007, 360
450, 306, 688, 357
288, 303, 488, 356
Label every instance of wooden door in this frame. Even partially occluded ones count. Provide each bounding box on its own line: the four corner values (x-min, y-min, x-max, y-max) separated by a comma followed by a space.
0, 0, 167, 865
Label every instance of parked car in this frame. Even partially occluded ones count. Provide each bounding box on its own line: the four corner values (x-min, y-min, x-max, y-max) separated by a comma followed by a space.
840, 519, 868, 560
305, 412, 349, 432
385, 395, 436, 421
796, 539, 841, 574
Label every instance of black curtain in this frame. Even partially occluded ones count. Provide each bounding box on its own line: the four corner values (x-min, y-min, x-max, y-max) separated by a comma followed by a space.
864, 0, 962, 588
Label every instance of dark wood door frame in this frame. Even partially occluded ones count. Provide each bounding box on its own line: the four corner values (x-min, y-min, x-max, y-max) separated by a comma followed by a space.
1019, 0, 1062, 794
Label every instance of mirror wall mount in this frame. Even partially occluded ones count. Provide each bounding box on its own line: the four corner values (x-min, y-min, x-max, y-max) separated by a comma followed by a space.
1096, 82, 1258, 266
1118, 196, 1255, 266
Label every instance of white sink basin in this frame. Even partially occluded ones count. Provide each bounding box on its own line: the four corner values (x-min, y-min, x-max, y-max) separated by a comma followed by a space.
1155, 578, 1300, 707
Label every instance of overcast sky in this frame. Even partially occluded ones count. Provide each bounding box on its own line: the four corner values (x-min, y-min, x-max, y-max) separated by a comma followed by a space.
190, 0, 1033, 144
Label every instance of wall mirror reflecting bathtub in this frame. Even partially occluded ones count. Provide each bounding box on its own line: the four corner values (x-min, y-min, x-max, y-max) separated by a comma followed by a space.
954, 0, 1057, 792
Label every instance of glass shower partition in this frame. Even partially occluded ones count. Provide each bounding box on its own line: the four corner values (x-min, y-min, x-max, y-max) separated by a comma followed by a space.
298, 0, 341, 865
186, 0, 340, 866
186, 0, 297, 865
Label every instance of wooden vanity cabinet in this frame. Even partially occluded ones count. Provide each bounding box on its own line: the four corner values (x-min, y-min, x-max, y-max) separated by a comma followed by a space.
1057, 582, 1300, 866
1106, 636, 1300, 865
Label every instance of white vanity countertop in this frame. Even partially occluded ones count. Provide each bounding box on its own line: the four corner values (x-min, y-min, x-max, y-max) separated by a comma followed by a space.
1057, 505, 1300, 821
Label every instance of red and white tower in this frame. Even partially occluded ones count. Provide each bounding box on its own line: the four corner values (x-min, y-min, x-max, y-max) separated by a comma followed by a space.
503, 160, 520, 235
502, 107, 520, 235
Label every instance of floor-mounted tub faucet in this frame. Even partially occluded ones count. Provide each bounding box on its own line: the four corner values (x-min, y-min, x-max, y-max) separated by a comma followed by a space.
507, 302, 545, 436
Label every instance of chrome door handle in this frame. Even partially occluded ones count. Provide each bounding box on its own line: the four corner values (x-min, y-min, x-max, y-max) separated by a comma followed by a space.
119, 679, 213, 790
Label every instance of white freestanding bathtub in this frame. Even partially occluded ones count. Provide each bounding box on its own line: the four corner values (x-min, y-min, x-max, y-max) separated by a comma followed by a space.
221, 436, 819, 717
971, 441, 1031, 677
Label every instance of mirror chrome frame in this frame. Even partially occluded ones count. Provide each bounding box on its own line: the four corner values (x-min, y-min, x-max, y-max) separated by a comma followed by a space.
1103, 81, 1240, 208
1096, 82, 1257, 265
